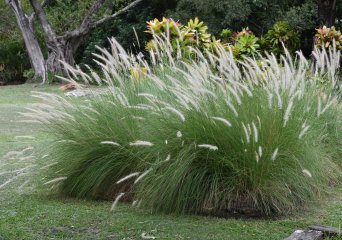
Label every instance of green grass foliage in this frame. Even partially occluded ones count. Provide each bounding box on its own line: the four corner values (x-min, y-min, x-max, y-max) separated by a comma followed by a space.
28, 38, 342, 216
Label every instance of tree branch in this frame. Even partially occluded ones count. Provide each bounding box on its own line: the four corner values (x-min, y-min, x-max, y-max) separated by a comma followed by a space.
41, 0, 52, 8
92, 0, 143, 28
29, 0, 56, 39
79, 0, 106, 30
24, 0, 51, 32
63, 0, 143, 39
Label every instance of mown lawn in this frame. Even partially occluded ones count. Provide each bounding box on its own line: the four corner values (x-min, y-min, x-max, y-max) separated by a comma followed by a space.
0, 84, 341, 240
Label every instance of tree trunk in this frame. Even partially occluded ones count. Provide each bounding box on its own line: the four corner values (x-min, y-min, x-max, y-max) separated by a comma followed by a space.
5, 0, 46, 83
8, 0, 144, 83
45, 35, 83, 74
29, 0, 71, 76
318, 0, 337, 27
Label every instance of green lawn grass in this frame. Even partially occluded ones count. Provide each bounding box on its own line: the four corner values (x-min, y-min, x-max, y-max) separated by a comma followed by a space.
0, 84, 341, 240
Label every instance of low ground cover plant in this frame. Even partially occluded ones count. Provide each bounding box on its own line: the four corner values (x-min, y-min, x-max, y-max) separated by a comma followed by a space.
28, 30, 342, 217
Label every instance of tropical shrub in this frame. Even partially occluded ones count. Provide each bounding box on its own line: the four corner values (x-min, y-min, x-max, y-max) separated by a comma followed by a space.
145, 18, 304, 61
232, 27, 254, 41
263, 21, 300, 55
29, 36, 341, 217
233, 34, 260, 58
220, 28, 233, 43
145, 17, 213, 59
315, 26, 342, 51
0, 39, 30, 84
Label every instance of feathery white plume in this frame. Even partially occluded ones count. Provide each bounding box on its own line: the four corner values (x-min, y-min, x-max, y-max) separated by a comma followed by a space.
299, 125, 310, 139
211, 116, 232, 127
129, 141, 154, 146
242, 123, 250, 144
271, 148, 279, 161
302, 169, 312, 178
252, 122, 258, 143
163, 106, 185, 122
116, 172, 140, 184
100, 141, 120, 146
198, 144, 218, 151
44, 177, 67, 185
134, 168, 153, 184
110, 192, 125, 211
283, 100, 293, 127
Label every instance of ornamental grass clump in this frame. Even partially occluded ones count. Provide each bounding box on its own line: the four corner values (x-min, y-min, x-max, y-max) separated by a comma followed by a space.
28, 36, 341, 216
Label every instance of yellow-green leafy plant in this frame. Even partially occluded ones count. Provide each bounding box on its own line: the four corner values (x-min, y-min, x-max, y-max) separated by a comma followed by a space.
182, 17, 211, 49
233, 27, 254, 41
264, 21, 300, 55
220, 28, 233, 43
145, 18, 182, 52
145, 17, 212, 59
207, 36, 229, 56
145, 17, 181, 36
233, 34, 260, 58
315, 26, 342, 51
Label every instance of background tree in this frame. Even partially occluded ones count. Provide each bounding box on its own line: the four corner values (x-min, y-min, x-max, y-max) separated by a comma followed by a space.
318, 0, 337, 27
5, 0, 144, 82
77, 0, 177, 67
0, 1, 32, 84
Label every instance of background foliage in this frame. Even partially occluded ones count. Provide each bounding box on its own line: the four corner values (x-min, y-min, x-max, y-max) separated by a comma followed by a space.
0, 1, 29, 84
1, 0, 342, 83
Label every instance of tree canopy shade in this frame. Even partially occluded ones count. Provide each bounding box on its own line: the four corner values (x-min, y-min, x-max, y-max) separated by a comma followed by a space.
5, 0, 144, 83
318, 0, 337, 27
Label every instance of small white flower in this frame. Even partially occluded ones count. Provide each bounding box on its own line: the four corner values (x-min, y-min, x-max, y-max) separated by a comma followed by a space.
177, 131, 182, 138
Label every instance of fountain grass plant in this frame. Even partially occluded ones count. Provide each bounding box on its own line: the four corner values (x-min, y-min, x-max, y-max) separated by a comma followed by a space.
26, 34, 342, 216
